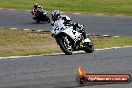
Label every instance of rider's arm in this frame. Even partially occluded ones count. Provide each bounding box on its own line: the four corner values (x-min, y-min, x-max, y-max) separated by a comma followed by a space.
62, 15, 72, 24
51, 21, 54, 26
62, 16, 72, 22
31, 8, 35, 14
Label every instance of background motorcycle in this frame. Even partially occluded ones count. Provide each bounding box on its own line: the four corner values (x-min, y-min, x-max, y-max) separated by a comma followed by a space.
32, 11, 50, 23
51, 20, 94, 55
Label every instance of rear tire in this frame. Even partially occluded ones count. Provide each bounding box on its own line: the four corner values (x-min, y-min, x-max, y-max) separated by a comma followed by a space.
36, 20, 40, 23
58, 36, 73, 55
46, 16, 51, 23
83, 42, 94, 53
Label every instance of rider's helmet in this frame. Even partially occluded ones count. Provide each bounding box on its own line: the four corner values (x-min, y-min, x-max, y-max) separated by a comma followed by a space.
34, 3, 39, 8
51, 10, 60, 21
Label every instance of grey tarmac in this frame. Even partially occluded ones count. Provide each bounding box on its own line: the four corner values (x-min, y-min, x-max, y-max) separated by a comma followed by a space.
0, 47, 132, 88
0, 9, 132, 88
0, 9, 132, 36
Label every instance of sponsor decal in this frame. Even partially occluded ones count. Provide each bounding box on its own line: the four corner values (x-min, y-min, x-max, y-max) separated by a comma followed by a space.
76, 66, 131, 85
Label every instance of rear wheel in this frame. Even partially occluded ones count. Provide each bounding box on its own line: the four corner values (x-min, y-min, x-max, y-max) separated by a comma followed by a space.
36, 20, 40, 23
58, 35, 73, 55
35, 13, 41, 23
83, 42, 94, 53
46, 16, 51, 23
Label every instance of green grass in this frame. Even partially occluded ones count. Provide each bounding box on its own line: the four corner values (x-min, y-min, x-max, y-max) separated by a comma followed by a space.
0, 28, 132, 57
0, 0, 132, 15
0, 28, 61, 57
92, 36, 132, 49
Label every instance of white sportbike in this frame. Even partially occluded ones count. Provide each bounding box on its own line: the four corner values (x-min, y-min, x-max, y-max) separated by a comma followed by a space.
51, 19, 94, 55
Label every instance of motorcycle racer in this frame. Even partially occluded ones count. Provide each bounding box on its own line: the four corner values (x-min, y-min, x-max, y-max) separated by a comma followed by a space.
31, 3, 40, 18
31, 3, 46, 18
38, 6, 46, 16
51, 10, 87, 39
31, 3, 50, 23
51, 10, 94, 55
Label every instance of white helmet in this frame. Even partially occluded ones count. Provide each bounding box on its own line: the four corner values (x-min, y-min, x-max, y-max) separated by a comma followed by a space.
51, 10, 60, 21
34, 3, 39, 8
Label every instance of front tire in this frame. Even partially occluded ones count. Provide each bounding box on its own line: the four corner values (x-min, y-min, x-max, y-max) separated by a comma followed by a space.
83, 42, 94, 53
58, 36, 73, 55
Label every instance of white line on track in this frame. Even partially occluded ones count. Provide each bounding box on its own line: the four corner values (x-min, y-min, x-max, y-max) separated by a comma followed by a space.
8, 9, 15, 11
0, 46, 132, 59
114, 36, 120, 37
37, 30, 43, 32
96, 14, 104, 16
23, 29, 31, 31
102, 35, 111, 37
60, 11, 64, 14
73, 13, 81, 15
10, 28, 17, 29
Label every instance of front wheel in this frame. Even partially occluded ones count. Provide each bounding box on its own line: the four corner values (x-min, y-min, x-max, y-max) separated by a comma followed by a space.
83, 42, 94, 53
58, 36, 73, 55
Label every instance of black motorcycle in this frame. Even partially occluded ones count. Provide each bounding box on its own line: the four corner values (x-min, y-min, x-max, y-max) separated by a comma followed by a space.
32, 11, 51, 23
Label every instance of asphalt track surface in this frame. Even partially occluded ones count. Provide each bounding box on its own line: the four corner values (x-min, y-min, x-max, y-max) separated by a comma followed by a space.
0, 9, 132, 88
0, 47, 132, 88
0, 9, 132, 36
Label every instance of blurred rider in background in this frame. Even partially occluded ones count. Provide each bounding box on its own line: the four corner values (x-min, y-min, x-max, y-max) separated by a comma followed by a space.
31, 3, 46, 18
31, 3, 39, 17
38, 6, 46, 16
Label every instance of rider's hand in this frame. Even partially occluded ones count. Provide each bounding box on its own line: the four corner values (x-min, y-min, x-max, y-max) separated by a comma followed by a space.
51, 22, 54, 26
80, 25, 84, 30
